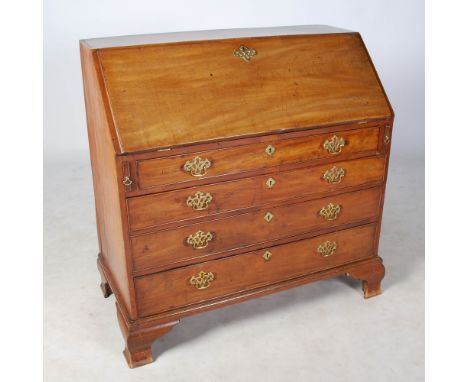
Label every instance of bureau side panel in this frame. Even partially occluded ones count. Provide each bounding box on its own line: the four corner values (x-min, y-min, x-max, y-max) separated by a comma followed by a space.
80, 42, 136, 319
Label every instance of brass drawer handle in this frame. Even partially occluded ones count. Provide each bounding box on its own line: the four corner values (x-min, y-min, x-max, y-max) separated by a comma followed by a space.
317, 241, 337, 257
186, 191, 213, 211
323, 166, 345, 184
183, 156, 211, 177
323, 135, 346, 154
190, 271, 215, 290
319, 203, 341, 221
234, 45, 257, 62
122, 176, 133, 187
186, 230, 214, 249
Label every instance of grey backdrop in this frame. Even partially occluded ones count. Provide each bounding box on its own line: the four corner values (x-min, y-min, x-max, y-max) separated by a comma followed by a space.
44, 0, 424, 159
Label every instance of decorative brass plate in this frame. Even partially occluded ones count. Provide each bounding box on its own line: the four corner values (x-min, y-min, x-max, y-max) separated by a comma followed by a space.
233, 45, 257, 62
263, 250, 272, 261
319, 203, 341, 221
189, 271, 215, 290
186, 191, 213, 211
265, 177, 276, 188
317, 241, 337, 257
186, 230, 214, 249
323, 135, 346, 154
265, 144, 276, 156
323, 166, 346, 184
183, 156, 211, 177
264, 212, 274, 223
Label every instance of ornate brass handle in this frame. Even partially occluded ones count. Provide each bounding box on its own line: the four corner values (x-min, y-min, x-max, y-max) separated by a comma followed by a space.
317, 241, 337, 257
233, 45, 257, 62
186, 230, 214, 249
323, 166, 345, 184
189, 271, 215, 290
319, 203, 341, 221
186, 191, 213, 211
183, 156, 211, 177
323, 135, 346, 154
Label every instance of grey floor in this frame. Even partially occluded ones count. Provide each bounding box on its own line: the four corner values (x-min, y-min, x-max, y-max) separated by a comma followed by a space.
44, 152, 424, 382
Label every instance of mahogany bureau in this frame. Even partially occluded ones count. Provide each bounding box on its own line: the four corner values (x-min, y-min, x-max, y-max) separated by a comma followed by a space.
80, 25, 394, 368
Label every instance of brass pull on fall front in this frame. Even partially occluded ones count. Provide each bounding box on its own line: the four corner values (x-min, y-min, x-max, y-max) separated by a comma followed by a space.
183, 156, 211, 177
186, 230, 214, 249
323, 166, 346, 184
317, 241, 337, 257
190, 271, 215, 290
186, 191, 213, 210
233, 45, 257, 62
323, 135, 346, 154
319, 203, 342, 221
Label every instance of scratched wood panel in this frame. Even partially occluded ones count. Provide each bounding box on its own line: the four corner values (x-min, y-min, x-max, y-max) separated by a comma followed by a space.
97, 33, 391, 152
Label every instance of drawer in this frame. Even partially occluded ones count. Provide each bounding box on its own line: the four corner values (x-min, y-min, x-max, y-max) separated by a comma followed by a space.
131, 186, 382, 273
128, 156, 386, 231
135, 224, 377, 316
136, 127, 381, 190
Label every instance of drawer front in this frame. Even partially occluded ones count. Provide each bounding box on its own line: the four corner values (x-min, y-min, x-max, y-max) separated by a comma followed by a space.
131, 187, 382, 273
136, 127, 381, 190
128, 156, 385, 231
135, 224, 376, 316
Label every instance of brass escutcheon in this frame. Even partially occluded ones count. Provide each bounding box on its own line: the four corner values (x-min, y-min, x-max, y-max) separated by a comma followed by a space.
189, 271, 215, 290
263, 250, 273, 261
323, 166, 346, 184
183, 156, 211, 177
317, 241, 337, 257
264, 212, 274, 223
319, 203, 341, 221
266, 177, 276, 188
323, 135, 346, 154
186, 230, 214, 249
265, 144, 276, 156
186, 191, 213, 211
233, 45, 257, 62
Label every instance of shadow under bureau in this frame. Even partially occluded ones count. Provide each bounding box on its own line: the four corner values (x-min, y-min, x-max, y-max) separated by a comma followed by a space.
80, 25, 394, 368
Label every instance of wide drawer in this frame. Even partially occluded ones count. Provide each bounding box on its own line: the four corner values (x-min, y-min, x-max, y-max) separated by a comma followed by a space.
131, 186, 382, 273
128, 156, 386, 231
136, 126, 381, 190
135, 224, 376, 316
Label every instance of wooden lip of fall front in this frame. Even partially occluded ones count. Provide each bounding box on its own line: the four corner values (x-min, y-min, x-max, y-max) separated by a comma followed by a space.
81, 26, 393, 154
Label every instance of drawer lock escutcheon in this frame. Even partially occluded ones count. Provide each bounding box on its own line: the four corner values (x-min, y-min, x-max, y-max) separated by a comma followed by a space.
186, 230, 214, 249
323, 166, 346, 184
189, 271, 215, 290
265, 144, 276, 156
317, 241, 337, 257
263, 250, 273, 261
319, 203, 342, 221
323, 135, 346, 154
186, 191, 213, 211
264, 212, 274, 223
266, 177, 276, 188
183, 156, 211, 177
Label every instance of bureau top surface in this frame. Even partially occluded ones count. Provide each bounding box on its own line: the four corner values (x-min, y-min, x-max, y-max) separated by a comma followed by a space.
83, 26, 392, 153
